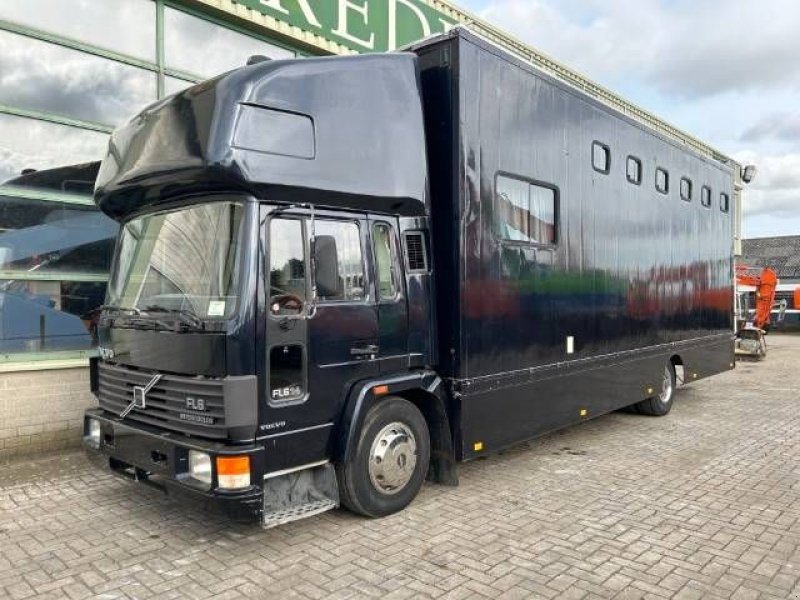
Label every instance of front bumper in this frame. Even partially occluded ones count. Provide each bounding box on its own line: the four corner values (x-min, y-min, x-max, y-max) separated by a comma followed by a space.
83, 409, 264, 521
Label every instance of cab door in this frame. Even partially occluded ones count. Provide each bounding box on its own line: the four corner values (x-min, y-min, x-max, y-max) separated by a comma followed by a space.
263, 209, 379, 436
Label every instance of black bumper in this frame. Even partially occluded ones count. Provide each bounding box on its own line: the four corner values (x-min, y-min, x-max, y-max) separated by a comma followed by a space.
83, 409, 264, 522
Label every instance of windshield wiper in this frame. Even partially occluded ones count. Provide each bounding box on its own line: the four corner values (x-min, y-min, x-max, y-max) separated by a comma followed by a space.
125, 316, 176, 331
139, 305, 206, 331
96, 305, 141, 316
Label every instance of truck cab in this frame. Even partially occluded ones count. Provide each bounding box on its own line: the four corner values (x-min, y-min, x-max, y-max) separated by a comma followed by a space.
83, 52, 454, 526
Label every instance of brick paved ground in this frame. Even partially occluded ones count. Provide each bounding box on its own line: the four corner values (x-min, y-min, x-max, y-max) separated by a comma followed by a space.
2, 335, 800, 600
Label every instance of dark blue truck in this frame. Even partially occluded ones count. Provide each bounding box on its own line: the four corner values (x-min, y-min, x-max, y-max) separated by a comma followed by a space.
84, 28, 739, 527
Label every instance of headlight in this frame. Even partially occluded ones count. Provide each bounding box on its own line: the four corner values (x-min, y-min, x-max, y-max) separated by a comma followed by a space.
87, 419, 101, 446
188, 450, 212, 486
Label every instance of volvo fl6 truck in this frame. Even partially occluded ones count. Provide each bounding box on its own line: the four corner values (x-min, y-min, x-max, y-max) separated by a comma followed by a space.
84, 29, 738, 527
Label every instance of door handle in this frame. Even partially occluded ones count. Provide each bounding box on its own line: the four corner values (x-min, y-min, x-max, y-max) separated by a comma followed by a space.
351, 344, 379, 357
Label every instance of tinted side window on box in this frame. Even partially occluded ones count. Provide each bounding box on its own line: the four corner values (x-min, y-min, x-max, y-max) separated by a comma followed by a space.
656, 168, 669, 194
496, 174, 557, 245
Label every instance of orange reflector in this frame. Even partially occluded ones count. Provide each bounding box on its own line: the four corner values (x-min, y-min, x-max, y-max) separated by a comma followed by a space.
217, 455, 250, 476
373, 385, 389, 396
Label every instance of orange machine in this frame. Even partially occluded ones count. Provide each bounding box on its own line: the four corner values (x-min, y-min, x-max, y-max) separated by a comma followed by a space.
736, 265, 778, 329
735, 265, 780, 358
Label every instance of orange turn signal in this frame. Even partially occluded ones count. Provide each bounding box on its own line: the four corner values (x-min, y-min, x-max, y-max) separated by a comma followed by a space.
217, 455, 250, 475
373, 385, 389, 396
216, 456, 251, 489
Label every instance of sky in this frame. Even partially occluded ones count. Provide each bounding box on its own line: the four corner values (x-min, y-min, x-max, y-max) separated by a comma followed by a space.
455, 0, 800, 239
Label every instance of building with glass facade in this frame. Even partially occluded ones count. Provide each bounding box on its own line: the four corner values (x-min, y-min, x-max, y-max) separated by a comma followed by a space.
0, 0, 488, 367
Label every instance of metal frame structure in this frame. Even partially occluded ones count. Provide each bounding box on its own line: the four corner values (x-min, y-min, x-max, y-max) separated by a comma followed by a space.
0, 0, 300, 366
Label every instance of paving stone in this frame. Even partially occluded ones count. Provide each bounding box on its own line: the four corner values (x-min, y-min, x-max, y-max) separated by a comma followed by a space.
1, 336, 800, 599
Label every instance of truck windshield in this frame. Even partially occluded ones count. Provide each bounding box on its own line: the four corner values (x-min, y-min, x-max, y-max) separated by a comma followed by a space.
106, 201, 245, 320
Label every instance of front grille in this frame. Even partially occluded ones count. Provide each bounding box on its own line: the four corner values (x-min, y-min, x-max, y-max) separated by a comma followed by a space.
97, 362, 227, 439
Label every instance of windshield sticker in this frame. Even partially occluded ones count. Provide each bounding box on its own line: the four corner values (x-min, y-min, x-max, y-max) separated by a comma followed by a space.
207, 300, 226, 317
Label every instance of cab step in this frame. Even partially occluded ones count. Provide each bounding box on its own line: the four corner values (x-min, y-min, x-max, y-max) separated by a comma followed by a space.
262, 462, 339, 529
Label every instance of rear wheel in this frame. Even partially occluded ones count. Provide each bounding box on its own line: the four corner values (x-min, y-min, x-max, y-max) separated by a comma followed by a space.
634, 362, 676, 416
337, 396, 430, 518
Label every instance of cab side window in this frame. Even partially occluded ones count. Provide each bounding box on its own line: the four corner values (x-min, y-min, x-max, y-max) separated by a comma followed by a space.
269, 218, 307, 315
373, 223, 398, 299
314, 220, 365, 302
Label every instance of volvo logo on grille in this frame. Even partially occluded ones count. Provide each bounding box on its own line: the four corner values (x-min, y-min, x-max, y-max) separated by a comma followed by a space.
120, 374, 162, 418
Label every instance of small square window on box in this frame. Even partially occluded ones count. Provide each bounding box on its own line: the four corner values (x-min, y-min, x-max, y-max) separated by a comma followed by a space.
626, 156, 642, 185
592, 141, 611, 174
701, 186, 712, 208
655, 167, 669, 194
720, 192, 730, 213
680, 177, 692, 202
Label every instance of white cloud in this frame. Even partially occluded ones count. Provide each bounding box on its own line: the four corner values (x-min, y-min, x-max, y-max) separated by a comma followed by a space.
735, 151, 800, 218
740, 112, 800, 144
477, 0, 800, 99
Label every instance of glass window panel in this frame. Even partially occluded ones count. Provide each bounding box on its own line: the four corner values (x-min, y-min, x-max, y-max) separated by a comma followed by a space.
108, 202, 245, 319
164, 7, 294, 78
269, 218, 307, 315
0, 114, 109, 184
314, 221, 364, 302
0, 195, 117, 276
0, 30, 156, 127
496, 175, 529, 242
0, 161, 115, 354
0, 0, 156, 61
373, 224, 397, 299
680, 177, 692, 202
496, 175, 557, 245
626, 156, 642, 184
269, 344, 305, 404
656, 168, 669, 194
164, 76, 197, 97
701, 186, 712, 208
592, 141, 610, 174
529, 184, 557, 244
0, 279, 107, 353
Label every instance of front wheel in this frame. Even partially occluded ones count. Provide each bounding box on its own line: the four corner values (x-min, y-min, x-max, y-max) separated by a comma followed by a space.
633, 362, 676, 416
337, 396, 430, 518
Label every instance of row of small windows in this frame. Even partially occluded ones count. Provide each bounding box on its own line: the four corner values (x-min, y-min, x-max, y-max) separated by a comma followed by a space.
591, 142, 730, 213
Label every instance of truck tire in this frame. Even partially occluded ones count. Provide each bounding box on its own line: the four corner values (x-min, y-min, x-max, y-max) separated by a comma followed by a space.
634, 363, 676, 417
337, 396, 430, 518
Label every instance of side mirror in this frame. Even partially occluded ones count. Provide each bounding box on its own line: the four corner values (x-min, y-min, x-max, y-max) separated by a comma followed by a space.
313, 235, 340, 299
742, 164, 757, 184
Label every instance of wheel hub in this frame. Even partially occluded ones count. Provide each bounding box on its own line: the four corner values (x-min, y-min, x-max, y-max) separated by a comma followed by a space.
659, 366, 673, 404
368, 422, 417, 495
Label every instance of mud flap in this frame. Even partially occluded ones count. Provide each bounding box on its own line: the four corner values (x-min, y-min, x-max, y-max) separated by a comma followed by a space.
262, 462, 339, 529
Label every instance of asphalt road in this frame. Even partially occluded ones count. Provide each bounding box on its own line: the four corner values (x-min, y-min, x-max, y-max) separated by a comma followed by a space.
2, 335, 799, 599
